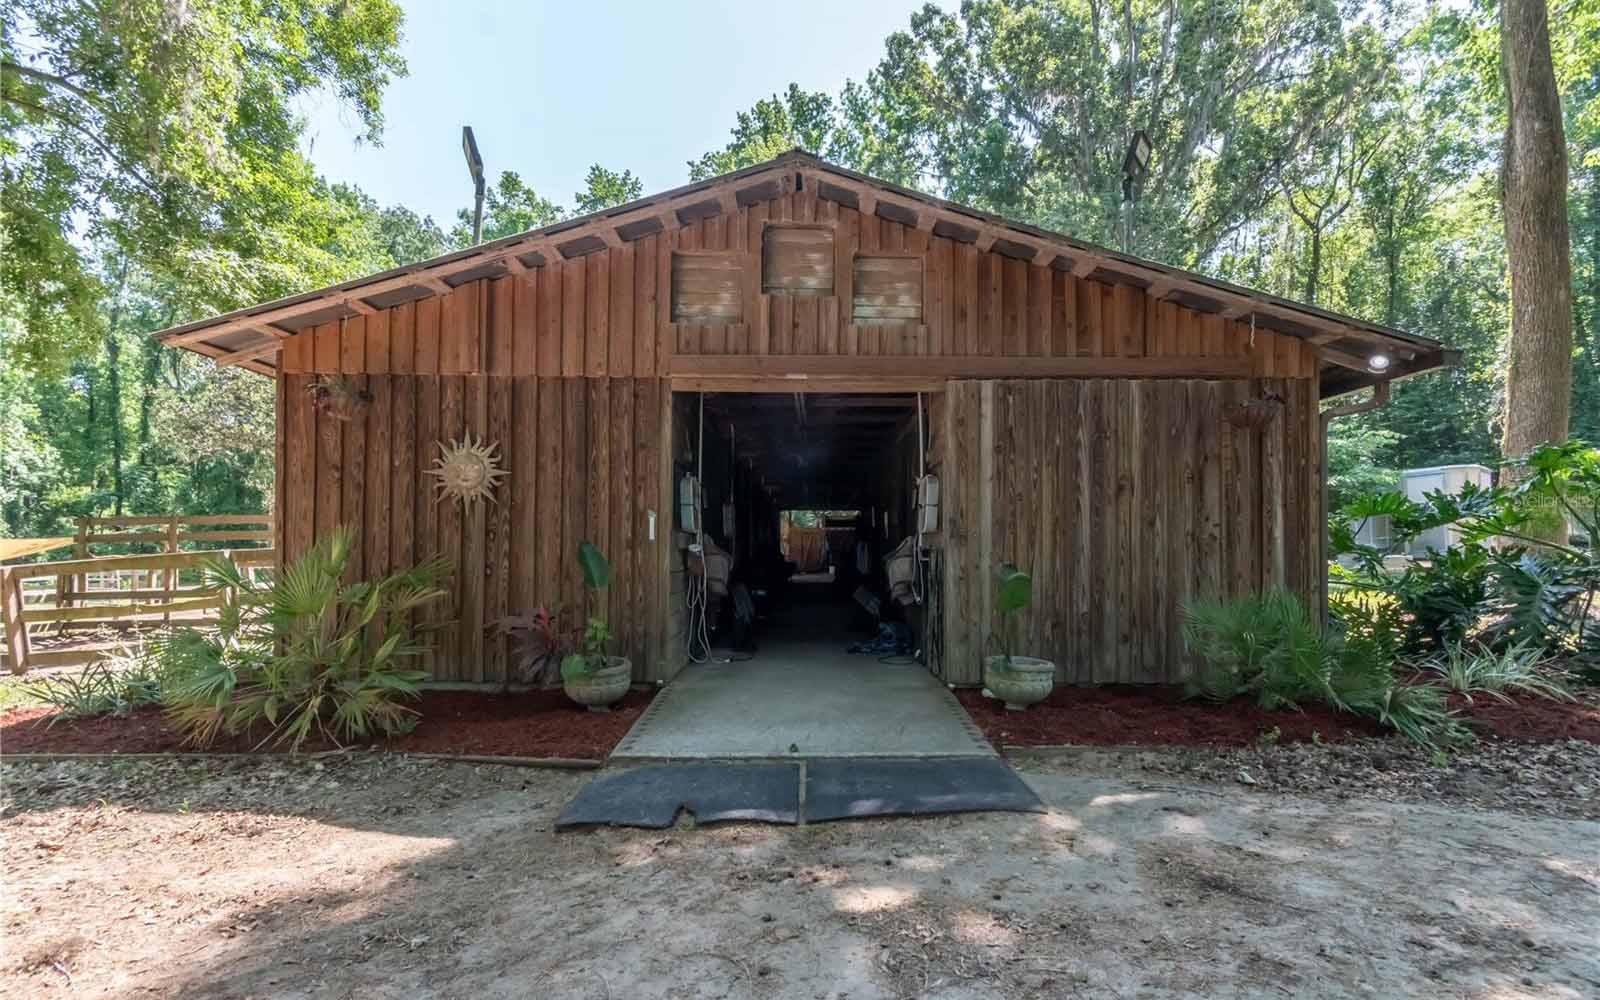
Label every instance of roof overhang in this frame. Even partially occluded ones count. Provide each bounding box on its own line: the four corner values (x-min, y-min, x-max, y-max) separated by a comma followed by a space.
152, 150, 1451, 395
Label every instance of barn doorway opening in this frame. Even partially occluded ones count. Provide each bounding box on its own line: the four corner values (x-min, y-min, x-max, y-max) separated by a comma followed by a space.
670, 391, 938, 673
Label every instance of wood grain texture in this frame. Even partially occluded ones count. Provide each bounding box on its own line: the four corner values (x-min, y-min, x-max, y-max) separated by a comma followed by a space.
268, 190, 1334, 687
937, 378, 1322, 686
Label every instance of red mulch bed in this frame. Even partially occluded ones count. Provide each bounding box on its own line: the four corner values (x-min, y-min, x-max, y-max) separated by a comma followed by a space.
955, 685, 1386, 748
956, 684, 1600, 748
0, 688, 654, 760
1449, 693, 1600, 744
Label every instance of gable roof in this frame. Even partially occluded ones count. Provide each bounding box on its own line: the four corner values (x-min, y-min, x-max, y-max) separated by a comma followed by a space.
153, 150, 1452, 395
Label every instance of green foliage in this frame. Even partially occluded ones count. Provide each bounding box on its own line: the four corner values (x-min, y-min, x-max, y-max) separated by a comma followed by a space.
991, 563, 1034, 666
996, 564, 1032, 616
577, 541, 611, 592
560, 543, 614, 681
1326, 424, 1402, 512
1349, 681, 1465, 750
1423, 641, 1573, 706
1182, 590, 1346, 711
1182, 589, 1468, 747
574, 165, 643, 216
688, 85, 844, 181
450, 171, 562, 245
18, 655, 169, 724
1330, 440, 1600, 666
2, 0, 408, 373
160, 527, 451, 750
561, 618, 615, 684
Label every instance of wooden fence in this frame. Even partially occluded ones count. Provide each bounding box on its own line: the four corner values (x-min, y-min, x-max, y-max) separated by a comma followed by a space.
1, 513, 273, 674
51, 513, 270, 610
1, 548, 275, 673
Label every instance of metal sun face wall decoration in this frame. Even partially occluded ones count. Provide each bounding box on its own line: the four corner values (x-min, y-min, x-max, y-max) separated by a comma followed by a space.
427, 434, 507, 506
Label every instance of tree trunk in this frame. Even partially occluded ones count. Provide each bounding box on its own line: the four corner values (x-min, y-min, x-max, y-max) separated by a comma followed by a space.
1499, 0, 1573, 467
1305, 227, 1322, 305
106, 335, 125, 515
1383, 207, 1400, 327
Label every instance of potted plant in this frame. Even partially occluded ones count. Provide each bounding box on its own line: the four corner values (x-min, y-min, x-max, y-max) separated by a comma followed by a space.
559, 542, 632, 711
983, 563, 1055, 710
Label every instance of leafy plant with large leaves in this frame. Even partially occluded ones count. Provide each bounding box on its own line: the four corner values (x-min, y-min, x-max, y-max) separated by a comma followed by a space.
990, 562, 1034, 668
1330, 440, 1600, 671
560, 541, 615, 682
161, 528, 452, 750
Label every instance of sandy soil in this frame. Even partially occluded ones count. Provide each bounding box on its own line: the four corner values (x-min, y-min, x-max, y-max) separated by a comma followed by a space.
3, 755, 1597, 999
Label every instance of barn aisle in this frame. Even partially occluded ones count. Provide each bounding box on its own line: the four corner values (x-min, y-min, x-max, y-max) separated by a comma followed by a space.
611, 594, 991, 760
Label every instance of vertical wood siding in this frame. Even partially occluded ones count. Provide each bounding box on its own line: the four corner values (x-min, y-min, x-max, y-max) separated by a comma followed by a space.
939, 378, 1322, 686
279, 195, 1319, 380
282, 372, 666, 683
272, 184, 1327, 687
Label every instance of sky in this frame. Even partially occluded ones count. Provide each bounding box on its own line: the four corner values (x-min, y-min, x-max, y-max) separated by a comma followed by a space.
301, 1, 929, 230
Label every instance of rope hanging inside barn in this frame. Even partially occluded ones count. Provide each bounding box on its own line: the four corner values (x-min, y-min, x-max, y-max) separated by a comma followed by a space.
911, 391, 929, 606
686, 392, 712, 664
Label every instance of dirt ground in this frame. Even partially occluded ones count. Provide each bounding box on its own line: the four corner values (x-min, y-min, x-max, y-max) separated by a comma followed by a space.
3, 755, 1597, 999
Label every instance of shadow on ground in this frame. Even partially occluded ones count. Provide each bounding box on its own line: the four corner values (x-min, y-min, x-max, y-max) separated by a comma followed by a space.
3, 754, 1598, 999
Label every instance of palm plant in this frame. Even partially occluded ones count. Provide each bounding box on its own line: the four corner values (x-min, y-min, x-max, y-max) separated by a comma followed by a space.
162, 527, 451, 750
1182, 589, 1470, 748
1182, 590, 1340, 710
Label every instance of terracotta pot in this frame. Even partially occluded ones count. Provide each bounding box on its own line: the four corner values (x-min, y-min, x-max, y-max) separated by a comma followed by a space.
563, 656, 632, 712
983, 655, 1055, 711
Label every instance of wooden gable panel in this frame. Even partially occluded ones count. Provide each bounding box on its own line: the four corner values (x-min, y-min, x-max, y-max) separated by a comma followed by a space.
671, 251, 742, 324
762, 225, 834, 295
853, 255, 923, 322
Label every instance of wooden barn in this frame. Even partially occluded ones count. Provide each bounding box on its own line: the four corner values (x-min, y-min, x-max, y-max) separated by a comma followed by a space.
156, 151, 1452, 690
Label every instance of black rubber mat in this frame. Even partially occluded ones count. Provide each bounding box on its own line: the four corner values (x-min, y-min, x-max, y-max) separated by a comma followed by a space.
555, 762, 801, 829
803, 758, 1045, 822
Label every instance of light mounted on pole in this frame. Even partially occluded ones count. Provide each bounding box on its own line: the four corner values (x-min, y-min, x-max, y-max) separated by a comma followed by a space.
462, 125, 485, 245
1120, 130, 1153, 253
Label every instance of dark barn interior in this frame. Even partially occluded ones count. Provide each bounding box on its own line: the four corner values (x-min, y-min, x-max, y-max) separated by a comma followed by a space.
670, 392, 936, 668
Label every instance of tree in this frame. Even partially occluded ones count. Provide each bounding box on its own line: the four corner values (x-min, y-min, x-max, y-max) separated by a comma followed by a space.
688, 85, 843, 180
574, 165, 643, 216
375, 205, 449, 266
449, 171, 562, 245
843, 1, 1392, 266
1, 0, 408, 374
1276, 121, 1385, 305
1499, 0, 1574, 465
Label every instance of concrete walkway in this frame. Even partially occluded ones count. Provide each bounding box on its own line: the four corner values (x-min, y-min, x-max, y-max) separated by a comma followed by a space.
613, 594, 992, 759
613, 652, 992, 758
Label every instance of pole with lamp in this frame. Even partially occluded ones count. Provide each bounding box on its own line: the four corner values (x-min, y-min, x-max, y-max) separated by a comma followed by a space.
462, 126, 486, 245
1120, 130, 1152, 254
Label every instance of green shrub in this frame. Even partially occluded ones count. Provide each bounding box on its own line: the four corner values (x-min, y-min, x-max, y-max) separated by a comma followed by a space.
1342, 679, 1468, 749
161, 527, 451, 750
1182, 589, 1467, 747
1330, 440, 1599, 673
19, 654, 170, 724
1422, 641, 1573, 705
1183, 590, 1352, 711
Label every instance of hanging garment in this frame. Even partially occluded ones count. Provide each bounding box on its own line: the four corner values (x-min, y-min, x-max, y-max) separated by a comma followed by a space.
885, 536, 917, 606
701, 536, 734, 596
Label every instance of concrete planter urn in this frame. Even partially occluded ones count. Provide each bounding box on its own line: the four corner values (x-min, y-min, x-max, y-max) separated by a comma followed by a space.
983, 655, 1055, 711
563, 655, 631, 712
